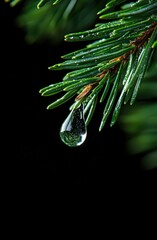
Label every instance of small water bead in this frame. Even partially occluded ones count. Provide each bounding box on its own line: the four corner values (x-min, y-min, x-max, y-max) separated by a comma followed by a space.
68, 36, 74, 40
60, 104, 87, 147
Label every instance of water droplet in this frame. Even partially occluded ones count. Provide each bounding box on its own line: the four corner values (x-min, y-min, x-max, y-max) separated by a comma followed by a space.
60, 104, 87, 147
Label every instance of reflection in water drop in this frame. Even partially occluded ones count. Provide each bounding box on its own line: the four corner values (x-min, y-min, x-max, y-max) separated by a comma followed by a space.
60, 104, 87, 147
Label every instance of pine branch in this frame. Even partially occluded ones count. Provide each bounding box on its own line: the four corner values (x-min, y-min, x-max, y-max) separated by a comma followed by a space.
39, 0, 157, 146
6, 0, 157, 147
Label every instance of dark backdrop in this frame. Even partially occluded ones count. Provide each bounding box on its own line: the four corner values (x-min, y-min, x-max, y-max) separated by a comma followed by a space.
2, 2, 157, 185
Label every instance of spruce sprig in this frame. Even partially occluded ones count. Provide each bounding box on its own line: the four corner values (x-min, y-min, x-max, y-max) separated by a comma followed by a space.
40, 0, 157, 131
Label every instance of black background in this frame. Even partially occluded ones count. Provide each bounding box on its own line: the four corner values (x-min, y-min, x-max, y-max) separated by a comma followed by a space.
2, 1, 157, 185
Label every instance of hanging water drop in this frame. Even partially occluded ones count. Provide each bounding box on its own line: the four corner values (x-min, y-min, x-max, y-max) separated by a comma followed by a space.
60, 104, 87, 147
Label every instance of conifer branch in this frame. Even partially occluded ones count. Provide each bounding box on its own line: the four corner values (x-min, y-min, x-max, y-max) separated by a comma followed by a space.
6, 0, 157, 148
39, 0, 157, 132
